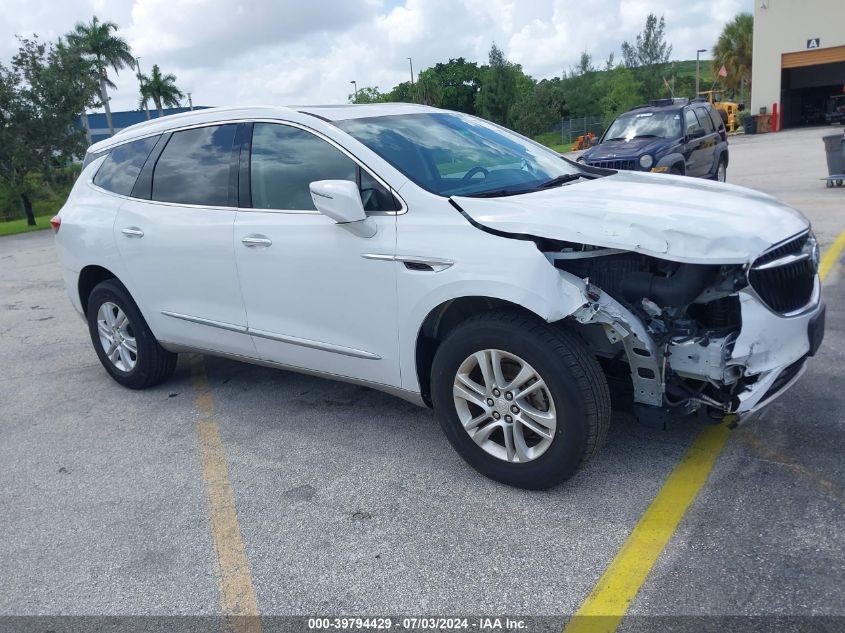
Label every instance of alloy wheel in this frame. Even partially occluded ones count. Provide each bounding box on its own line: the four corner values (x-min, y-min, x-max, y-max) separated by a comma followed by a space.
96, 301, 137, 372
452, 349, 557, 463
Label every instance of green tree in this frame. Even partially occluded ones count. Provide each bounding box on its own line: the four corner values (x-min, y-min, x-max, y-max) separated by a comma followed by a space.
621, 13, 673, 101
426, 58, 483, 113
0, 37, 98, 225
562, 52, 598, 118
384, 81, 414, 102
67, 16, 135, 136
509, 78, 567, 137
599, 65, 644, 125
348, 86, 385, 104
139, 64, 184, 115
475, 43, 518, 126
415, 68, 443, 106
712, 13, 753, 95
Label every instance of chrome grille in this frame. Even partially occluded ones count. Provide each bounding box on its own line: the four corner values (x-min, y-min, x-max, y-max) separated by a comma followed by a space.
749, 233, 815, 313
587, 159, 638, 171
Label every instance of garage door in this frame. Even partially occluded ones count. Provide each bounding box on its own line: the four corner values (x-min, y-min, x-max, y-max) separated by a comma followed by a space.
783, 44, 845, 69
780, 45, 845, 128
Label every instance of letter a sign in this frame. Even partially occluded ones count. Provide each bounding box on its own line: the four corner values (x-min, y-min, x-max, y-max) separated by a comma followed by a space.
807, 38, 820, 49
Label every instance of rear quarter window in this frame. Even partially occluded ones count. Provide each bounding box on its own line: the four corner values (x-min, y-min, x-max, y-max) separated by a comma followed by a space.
92, 136, 160, 196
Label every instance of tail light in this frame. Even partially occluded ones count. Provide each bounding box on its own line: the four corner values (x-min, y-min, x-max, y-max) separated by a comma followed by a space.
50, 215, 61, 233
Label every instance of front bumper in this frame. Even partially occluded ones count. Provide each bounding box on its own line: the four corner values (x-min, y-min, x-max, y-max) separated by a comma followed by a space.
661, 280, 824, 420
730, 288, 826, 417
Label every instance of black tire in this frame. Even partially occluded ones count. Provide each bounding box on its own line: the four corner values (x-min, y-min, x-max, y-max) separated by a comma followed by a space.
431, 310, 611, 489
670, 165, 684, 176
712, 156, 727, 182
86, 279, 177, 389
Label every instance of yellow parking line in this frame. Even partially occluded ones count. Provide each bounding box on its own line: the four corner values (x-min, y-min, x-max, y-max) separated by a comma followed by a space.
562, 423, 731, 633
191, 355, 262, 633
819, 228, 845, 281
563, 232, 845, 633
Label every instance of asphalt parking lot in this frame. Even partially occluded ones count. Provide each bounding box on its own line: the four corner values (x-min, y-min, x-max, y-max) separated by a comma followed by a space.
1, 126, 843, 630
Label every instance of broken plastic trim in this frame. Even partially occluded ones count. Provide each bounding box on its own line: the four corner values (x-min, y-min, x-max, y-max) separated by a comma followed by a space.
567, 277, 665, 407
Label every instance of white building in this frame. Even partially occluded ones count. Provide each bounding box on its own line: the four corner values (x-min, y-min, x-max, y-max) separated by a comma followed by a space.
752, 0, 845, 127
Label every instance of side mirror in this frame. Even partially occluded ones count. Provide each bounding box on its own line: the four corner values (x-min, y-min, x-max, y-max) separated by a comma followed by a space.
309, 180, 377, 239
689, 127, 706, 139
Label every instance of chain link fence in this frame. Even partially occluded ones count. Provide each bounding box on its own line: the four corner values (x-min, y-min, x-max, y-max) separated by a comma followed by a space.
550, 115, 607, 147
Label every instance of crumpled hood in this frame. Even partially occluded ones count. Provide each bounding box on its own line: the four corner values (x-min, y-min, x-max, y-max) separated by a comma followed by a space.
453, 171, 809, 264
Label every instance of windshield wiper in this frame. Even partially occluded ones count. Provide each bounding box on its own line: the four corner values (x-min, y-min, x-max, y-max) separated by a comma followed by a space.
536, 174, 586, 189
463, 188, 534, 198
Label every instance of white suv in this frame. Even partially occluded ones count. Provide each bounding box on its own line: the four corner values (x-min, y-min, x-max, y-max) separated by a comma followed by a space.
54, 104, 825, 489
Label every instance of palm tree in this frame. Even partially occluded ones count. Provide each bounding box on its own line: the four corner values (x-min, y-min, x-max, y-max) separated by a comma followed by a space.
139, 65, 184, 116
712, 13, 753, 96
67, 16, 135, 136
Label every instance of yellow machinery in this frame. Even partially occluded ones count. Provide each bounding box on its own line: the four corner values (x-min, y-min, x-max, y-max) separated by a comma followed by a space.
697, 90, 745, 132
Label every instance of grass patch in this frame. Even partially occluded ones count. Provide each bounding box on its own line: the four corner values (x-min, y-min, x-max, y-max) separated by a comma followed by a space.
0, 213, 57, 237
533, 131, 571, 154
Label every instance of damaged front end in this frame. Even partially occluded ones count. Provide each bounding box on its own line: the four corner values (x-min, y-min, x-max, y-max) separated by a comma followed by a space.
545, 232, 825, 425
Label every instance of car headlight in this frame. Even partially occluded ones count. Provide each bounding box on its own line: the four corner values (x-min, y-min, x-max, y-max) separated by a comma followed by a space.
639, 154, 654, 169
806, 231, 820, 273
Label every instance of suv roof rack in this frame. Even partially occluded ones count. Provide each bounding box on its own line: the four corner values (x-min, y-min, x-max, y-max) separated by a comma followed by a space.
649, 97, 690, 107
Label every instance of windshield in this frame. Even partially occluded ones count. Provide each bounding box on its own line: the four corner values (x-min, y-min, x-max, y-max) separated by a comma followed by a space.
603, 111, 682, 141
335, 112, 580, 197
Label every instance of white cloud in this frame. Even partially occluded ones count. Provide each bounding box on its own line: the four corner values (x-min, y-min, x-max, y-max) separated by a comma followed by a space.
0, 0, 753, 112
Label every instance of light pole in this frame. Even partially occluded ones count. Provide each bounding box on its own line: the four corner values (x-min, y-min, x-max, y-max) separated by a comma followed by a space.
695, 48, 707, 96
407, 57, 414, 85
350, 80, 358, 102
187, 92, 193, 111
135, 56, 151, 120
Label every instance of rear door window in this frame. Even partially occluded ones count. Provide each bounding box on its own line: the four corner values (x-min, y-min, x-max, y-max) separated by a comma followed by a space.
93, 136, 159, 196
151, 125, 237, 206
684, 109, 702, 135
707, 108, 725, 133
695, 108, 715, 134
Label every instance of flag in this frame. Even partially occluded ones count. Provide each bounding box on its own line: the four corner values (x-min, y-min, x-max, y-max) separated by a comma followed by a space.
718, 64, 728, 78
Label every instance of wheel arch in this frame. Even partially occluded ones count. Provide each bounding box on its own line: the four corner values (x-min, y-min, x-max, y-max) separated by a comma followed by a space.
78, 265, 121, 317
655, 151, 687, 174
414, 296, 553, 406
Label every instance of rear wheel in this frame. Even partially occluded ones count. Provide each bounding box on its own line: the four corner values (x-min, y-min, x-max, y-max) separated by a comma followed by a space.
714, 157, 727, 182
431, 310, 611, 489
86, 279, 177, 389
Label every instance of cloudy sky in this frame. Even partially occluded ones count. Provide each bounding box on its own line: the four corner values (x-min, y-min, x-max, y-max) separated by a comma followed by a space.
2, 0, 752, 112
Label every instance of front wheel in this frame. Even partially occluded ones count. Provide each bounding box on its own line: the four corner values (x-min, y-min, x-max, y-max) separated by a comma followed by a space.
431, 310, 611, 489
86, 279, 177, 389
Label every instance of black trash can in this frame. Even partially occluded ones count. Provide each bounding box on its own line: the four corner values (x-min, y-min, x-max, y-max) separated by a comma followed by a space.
823, 133, 845, 176
741, 113, 756, 135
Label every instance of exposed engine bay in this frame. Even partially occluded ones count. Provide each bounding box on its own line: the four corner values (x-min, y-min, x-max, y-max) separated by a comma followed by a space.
540, 234, 821, 424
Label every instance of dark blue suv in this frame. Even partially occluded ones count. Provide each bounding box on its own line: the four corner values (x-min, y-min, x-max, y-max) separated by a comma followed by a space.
579, 99, 729, 181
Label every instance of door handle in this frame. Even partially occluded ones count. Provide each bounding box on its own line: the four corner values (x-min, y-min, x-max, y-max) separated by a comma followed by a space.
121, 227, 144, 238
241, 235, 272, 248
